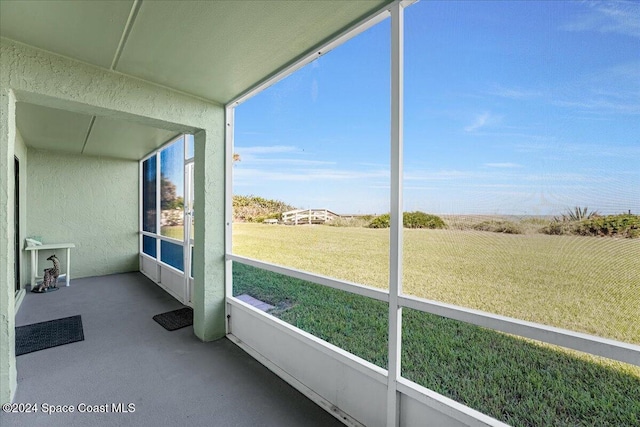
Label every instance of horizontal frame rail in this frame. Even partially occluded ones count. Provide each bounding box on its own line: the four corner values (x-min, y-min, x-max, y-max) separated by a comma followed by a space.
140, 230, 184, 245
396, 378, 509, 427
227, 254, 639, 367
399, 294, 640, 367
227, 254, 389, 303
228, 296, 388, 383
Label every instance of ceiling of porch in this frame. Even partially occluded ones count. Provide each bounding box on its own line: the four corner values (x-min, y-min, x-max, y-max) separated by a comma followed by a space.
1, 0, 390, 160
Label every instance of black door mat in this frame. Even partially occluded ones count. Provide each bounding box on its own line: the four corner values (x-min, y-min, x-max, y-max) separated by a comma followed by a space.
153, 307, 193, 331
31, 286, 59, 293
16, 315, 84, 356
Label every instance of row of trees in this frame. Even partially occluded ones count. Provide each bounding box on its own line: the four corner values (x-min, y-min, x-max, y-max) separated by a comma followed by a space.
161, 174, 184, 210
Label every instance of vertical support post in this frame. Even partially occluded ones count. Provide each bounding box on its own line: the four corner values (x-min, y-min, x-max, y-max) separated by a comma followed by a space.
193, 124, 226, 341
224, 106, 235, 334
30, 250, 37, 288
138, 152, 143, 276
387, 2, 404, 426
183, 136, 189, 303
155, 151, 161, 279
65, 247, 71, 286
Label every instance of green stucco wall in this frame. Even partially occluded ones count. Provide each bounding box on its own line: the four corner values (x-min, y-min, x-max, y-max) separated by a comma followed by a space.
26, 149, 138, 278
1, 38, 226, 404
0, 88, 18, 404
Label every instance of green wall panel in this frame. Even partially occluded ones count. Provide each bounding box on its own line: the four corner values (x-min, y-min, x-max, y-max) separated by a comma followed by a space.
26, 149, 139, 278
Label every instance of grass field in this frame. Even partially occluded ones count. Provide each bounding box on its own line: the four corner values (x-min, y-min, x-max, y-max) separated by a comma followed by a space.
160, 225, 184, 240
233, 223, 640, 343
232, 223, 640, 426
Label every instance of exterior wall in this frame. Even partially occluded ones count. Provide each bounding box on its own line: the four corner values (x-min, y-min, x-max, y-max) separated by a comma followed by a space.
0, 88, 18, 404
0, 38, 225, 404
26, 149, 138, 278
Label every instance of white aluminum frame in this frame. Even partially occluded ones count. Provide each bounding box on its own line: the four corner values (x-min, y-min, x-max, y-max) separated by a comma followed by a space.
387, 2, 405, 425
223, 0, 640, 425
225, 106, 234, 334
139, 134, 193, 304
227, 254, 640, 367
227, 254, 389, 303
399, 294, 640, 366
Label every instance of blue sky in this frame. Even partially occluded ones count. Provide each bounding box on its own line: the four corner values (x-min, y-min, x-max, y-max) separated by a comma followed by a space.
234, 1, 639, 216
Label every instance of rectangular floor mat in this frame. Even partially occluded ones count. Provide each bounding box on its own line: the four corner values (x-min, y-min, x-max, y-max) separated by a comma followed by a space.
16, 315, 84, 356
153, 307, 193, 331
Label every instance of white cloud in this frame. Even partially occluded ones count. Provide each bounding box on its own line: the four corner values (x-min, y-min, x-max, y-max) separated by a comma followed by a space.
520, 172, 615, 184
246, 158, 336, 166
552, 61, 640, 115
237, 145, 299, 155
487, 86, 545, 100
513, 141, 640, 158
464, 112, 500, 132
234, 167, 389, 183
404, 169, 489, 181
483, 163, 523, 169
561, 1, 640, 38
552, 98, 640, 115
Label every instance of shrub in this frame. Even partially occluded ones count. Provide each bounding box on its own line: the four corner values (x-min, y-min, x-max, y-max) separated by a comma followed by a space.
472, 220, 523, 234
540, 221, 577, 236
233, 195, 295, 222
541, 214, 640, 238
368, 212, 447, 229
554, 206, 599, 222
404, 211, 447, 229
324, 216, 372, 227
256, 213, 281, 223
519, 217, 551, 234
576, 214, 640, 238
369, 214, 391, 228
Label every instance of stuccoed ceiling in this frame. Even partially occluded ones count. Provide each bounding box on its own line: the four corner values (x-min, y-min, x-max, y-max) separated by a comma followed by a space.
1, 0, 391, 160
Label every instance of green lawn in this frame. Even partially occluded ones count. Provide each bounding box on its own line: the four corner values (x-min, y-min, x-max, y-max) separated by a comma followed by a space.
233, 223, 640, 344
160, 225, 184, 240
232, 223, 640, 427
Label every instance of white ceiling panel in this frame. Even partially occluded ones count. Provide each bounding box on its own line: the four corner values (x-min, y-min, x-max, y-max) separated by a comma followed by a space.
116, 0, 389, 103
0, 0, 134, 69
84, 116, 179, 160
16, 103, 178, 160
16, 103, 92, 154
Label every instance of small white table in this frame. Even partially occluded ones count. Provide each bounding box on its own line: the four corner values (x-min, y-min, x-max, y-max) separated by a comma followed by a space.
25, 243, 75, 287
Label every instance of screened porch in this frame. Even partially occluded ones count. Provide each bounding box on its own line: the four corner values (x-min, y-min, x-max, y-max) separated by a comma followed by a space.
1, 2, 638, 427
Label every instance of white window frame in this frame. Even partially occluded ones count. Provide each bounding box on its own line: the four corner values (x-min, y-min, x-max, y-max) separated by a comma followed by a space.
139, 134, 193, 303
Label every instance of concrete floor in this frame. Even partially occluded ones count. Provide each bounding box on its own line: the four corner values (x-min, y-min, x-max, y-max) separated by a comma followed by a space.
2, 273, 343, 427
